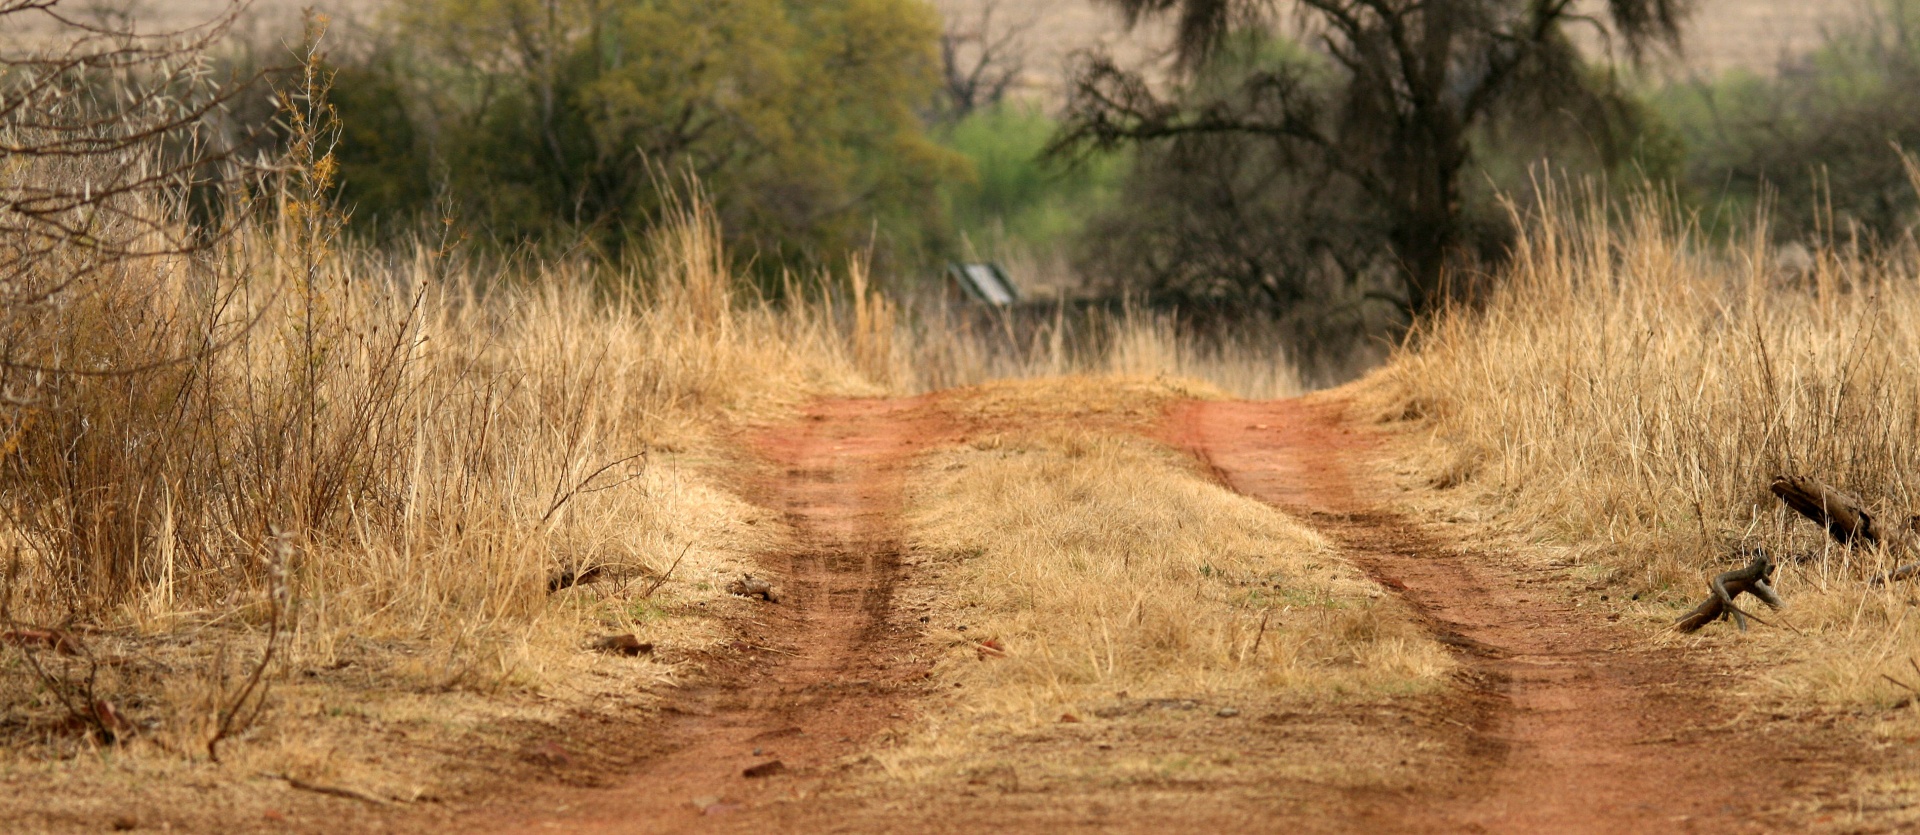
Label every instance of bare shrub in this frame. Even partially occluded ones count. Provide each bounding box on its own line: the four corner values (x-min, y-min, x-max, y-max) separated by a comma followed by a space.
933, 0, 1033, 122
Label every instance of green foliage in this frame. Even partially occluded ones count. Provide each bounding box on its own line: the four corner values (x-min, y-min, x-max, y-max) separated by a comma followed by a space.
938, 103, 1125, 254
1066, 0, 1689, 317
332, 0, 965, 268
328, 58, 432, 229
1654, 0, 1920, 239
1472, 67, 1687, 203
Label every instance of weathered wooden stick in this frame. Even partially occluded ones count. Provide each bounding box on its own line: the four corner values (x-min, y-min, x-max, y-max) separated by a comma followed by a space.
1771, 476, 1879, 546
1872, 563, 1920, 586
1675, 551, 1780, 633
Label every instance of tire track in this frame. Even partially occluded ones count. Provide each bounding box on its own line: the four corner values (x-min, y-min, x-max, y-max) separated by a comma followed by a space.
1165, 396, 1856, 834
460, 397, 949, 833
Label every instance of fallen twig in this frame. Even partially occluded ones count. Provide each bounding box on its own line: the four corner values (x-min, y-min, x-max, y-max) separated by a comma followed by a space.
1882, 673, 1920, 696
1246, 609, 1272, 660
1718, 598, 1802, 635
540, 451, 648, 524
210, 527, 291, 762
262, 772, 391, 806
640, 541, 694, 600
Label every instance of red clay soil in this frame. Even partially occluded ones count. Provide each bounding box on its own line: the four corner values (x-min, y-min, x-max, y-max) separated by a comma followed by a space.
1162, 396, 1863, 834
447, 397, 956, 834
408, 392, 1875, 834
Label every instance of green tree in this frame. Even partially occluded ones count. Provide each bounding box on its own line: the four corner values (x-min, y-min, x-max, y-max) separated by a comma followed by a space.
330, 57, 433, 229
381, 0, 964, 264
1659, 0, 1920, 241
1057, 0, 1688, 317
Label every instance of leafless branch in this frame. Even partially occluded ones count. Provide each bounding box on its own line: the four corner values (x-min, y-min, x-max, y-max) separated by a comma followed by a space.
937, 0, 1035, 120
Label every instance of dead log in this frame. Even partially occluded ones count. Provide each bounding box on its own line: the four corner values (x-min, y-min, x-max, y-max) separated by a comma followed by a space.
1770, 476, 1879, 546
1766, 477, 1920, 586
1675, 551, 1783, 633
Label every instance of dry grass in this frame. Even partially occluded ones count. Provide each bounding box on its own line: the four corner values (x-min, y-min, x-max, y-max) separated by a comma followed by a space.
874, 377, 1452, 785
1364, 185, 1920, 823
899, 303, 1304, 398
0, 196, 1304, 830
1374, 188, 1920, 721
0, 192, 878, 809
0, 17, 1300, 821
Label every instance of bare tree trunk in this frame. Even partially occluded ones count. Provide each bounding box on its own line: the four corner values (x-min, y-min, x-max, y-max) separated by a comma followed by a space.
1386, 117, 1469, 318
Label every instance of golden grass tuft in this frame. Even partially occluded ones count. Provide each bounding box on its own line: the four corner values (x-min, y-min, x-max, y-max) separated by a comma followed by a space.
898, 305, 1305, 398
878, 378, 1451, 782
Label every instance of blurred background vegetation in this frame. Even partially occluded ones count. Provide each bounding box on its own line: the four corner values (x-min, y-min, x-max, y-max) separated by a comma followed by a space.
311, 0, 965, 277
182, 0, 1920, 369
1656, 0, 1920, 240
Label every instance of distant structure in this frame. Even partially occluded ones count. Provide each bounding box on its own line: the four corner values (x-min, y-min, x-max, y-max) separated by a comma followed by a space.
946, 262, 1020, 306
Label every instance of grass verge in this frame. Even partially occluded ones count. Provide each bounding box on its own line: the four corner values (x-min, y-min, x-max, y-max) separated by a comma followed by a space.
870, 377, 1451, 794
1369, 190, 1920, 821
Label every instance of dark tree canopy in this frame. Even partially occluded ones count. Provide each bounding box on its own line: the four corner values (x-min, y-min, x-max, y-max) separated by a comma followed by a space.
1061, 0, 1691, 317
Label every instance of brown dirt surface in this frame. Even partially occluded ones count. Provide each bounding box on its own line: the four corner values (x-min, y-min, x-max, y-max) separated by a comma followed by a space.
421, 397, 959, 832
1160, 395, 1876, 833
469, 388, 1866, 834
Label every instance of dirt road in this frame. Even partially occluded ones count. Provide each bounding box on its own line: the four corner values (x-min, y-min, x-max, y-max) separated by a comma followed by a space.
431, 393, 1868, 833
1164, 396, 1861, 833
449, 398, 953, 833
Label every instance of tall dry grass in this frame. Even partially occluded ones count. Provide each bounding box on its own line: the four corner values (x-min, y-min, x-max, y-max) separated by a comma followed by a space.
1383, 186, 1920, 707
898, 301, 1303, 398
0, 178, 1298, 785
1, 181, 885, 759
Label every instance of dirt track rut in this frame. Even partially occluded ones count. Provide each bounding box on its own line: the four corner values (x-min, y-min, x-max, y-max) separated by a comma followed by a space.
433, 393, 1870, 834
460, 398, 946, 833
1167, 397, 1854, 833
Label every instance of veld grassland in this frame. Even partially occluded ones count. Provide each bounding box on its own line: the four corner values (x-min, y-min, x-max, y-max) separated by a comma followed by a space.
0, 152, 1303, 826
1379, 188, 1920, 754
0, 191, 886, 814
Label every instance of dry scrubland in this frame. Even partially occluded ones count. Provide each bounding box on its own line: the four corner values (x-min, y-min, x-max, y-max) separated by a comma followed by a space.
0, 161, 1303, 823
1378, 187, 1920, 804
29, 174, 1920, 823
0, 197, 877, 816
8, 7, 1915, 818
